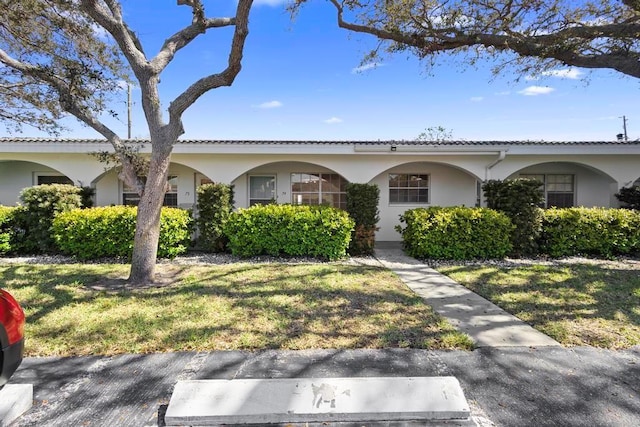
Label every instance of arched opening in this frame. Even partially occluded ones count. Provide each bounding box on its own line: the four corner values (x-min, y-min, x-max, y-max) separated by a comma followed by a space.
231, 161, 349, 209
371, 161, 480, 241
93, 162, 211, 208
0, 160, 73, 206
508, 162, 618, 208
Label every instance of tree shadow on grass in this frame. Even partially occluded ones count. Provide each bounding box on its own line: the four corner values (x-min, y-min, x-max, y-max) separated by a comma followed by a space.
1, 262, 473, 356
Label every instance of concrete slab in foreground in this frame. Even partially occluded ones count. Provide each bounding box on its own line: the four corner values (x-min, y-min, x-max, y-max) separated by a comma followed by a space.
165, 376, 470, 425
0, 383, 33, 427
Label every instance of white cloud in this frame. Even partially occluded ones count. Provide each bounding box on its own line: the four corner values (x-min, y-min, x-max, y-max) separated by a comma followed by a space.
254, 100, 283, 109
351, 62, 384, 74
541, 68, 583, 80
470, 96, 484, 102
525, 68, 583, 81
518, 86, 555, 96
324, 117, 343, 124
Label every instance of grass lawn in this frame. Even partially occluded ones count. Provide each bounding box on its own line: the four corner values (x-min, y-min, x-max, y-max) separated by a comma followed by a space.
436, 260, 640, 349
1, 262, 473, 357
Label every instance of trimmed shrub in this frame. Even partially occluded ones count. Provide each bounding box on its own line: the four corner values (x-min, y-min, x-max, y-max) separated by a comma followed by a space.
539, 207, 640, 257
223, 204, 354, 260
79, 186, 95, 208
0, 206, 17, 255
396, 207, 513, 260
345, 183, 380, 255
13, 184, 83, 253
52, 206, 192, 259
196, 183, 234, 252
615, 186, 640, 209
483, 179, 544, 256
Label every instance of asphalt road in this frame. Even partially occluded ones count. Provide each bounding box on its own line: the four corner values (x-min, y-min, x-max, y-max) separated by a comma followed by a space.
7, 346, 640, 426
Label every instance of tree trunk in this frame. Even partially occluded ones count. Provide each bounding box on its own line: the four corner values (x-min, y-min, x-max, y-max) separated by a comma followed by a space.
127, 141, 173, 285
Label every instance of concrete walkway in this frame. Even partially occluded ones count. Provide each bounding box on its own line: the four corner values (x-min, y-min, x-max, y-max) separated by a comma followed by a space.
374, 245, 561, 348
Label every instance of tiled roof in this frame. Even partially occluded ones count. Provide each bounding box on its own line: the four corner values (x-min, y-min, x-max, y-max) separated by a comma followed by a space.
1, 137, 639, 145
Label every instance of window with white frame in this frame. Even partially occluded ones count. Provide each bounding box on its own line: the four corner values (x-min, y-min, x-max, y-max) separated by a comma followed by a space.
520, 174, 575, 208
122, 175, 178, 207
291, 173, 347, 210
389, 174, 430, 204
249, 175, 276, 206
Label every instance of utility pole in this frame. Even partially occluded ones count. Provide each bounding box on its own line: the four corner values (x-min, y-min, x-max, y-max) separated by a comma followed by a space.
127, 83, 132, 139
622, 115, 628, 141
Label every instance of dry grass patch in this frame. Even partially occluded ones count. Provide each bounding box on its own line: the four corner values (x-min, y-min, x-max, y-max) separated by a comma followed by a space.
436, 261, 640, 349
1, 262, 473, 356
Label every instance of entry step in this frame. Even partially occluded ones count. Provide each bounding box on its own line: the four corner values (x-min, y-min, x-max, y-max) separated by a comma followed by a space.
165, 376, 470, 425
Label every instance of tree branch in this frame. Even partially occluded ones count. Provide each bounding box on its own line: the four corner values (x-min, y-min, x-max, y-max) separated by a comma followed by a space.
151, 9, 235, 74
167, 0, 253, 129
0, 47, 142, 190
79, 0, 149, 73
326, 0, 640, 79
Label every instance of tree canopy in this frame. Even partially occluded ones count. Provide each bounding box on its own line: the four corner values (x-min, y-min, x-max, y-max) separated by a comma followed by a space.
0, 1, 126, 134
1, 0, 253, 284
314, 0, 640, 79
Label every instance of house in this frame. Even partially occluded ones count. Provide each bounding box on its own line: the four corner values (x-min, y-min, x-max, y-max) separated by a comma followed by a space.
1, 138, 639, 241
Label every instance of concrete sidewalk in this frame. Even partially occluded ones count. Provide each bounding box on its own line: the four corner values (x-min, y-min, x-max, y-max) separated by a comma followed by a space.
373, 244, 560, 348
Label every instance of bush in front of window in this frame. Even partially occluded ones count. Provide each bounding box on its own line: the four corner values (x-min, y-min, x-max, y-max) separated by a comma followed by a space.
52, 206, 192, 259
0, 206, 17, 255
196, 183, 234, 252
345, 183, 380, 256
223, 204, 354, 260
11, 184, 83, 254
538, 207, 640, 258
483, 179, 544, 257
396, 207, 513, 260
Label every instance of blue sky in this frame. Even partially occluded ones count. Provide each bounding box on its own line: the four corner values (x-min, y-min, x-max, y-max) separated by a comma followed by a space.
5, 0, 639, 141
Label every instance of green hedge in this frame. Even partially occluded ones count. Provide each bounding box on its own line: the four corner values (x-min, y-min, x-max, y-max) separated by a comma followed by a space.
396, 207, 513, 260
13, 184, 83, 253
0, 206, 16, 255
223, 204, 354, 260
52, 206, 192, 260
539, 207, 640, 257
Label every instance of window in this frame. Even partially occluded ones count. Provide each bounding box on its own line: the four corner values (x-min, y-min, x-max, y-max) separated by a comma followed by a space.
291, 173, 347, 210
389, 174, 429, 204
520, 174, 575, 208
249, 175, 276, 206
122, 176, 178, 207
36, 174, 73, 185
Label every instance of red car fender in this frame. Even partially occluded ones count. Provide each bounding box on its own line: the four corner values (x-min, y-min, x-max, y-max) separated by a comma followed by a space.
1, 289, 25, 345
